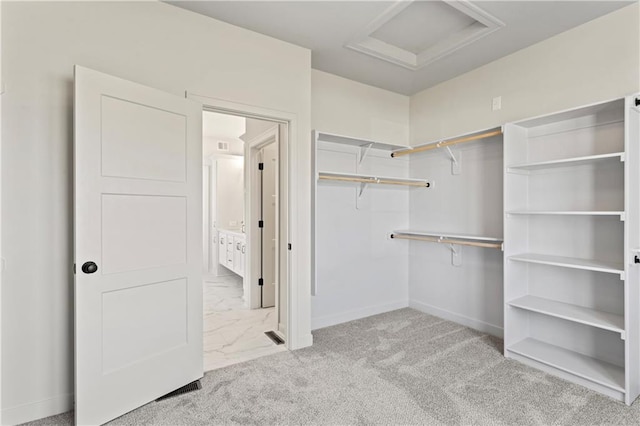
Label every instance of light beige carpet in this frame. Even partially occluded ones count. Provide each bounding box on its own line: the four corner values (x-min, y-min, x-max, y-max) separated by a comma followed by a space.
25, 308, 640, 425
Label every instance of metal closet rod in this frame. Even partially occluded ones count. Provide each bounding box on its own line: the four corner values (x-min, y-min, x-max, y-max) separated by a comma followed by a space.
319, 175, 430, 188
391, 129, 503, 158
390, 233, 503, 249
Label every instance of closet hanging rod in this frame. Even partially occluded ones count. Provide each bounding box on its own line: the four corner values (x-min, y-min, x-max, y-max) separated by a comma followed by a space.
319, 175, 430, 188
390, 233, 503, 249
391, 129, 503, 158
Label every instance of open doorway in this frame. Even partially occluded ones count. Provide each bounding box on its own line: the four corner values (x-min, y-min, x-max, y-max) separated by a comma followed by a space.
202, 111, 286, 371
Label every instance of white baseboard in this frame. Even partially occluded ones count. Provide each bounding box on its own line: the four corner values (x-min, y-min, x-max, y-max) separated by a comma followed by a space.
2, 393, 73, 426
409, 300, 503, 338
311, 299, 409, 330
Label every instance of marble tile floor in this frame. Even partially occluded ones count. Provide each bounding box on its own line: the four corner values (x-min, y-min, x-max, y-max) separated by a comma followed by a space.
203, 274, 286, 372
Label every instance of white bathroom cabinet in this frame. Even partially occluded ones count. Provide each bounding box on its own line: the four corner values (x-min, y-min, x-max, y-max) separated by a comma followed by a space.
218, 229, 246, 278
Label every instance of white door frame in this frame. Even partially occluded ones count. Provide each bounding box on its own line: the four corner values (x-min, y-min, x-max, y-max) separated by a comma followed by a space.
245, 127, 279, 310
203, 163, 211, 275
187, 92, 302, 349
0, 3, 4, 423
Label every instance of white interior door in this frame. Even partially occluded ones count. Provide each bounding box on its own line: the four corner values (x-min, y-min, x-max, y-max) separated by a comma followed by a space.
261, 141, 278, 308
74, 66, 203, 425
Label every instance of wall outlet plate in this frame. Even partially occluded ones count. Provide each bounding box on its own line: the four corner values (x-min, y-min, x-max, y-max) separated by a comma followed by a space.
492, 96, 502, 111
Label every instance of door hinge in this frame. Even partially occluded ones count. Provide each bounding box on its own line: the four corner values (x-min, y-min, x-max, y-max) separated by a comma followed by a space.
73, 263, 76, 274
258, 278, 264, 286
258, 220, 264, 228
288, 243, 292, 251
258, 162, 264, 170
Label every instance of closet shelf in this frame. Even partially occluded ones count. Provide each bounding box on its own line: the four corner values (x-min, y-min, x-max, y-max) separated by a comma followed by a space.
507, 211, 624, 218
314, 131, 409, 151
391, 128, 502, 158
507, 152, 624, 172
508, 295, 624, 334
509, 253, 623, 275
508, 338, 625, 392
391, 230, 503, 249
318, 172, 430, 188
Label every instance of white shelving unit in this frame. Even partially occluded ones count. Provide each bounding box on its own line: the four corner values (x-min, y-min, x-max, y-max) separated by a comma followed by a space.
391, 230, 502, 246
503, 96, 640, 404
318, 171, 430, 187
311, 130, 426, 296
391, 127, 502, 175
507, 152, 624, 172
508, 295, 624, 334
509, 253, 624, 275
313, 131, 410, 151
391, 230, 502, 266
507, 210, 624, 218
508, 338, 625, 393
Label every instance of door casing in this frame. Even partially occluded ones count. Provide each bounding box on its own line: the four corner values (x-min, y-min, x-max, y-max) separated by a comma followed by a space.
189, 93, 297, 349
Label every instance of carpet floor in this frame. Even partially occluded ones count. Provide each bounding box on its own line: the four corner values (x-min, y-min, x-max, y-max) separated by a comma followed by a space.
25, 308, 640, 425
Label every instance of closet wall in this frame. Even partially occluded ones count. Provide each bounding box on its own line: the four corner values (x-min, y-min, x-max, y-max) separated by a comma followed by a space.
408, 3, 639, 337
311, 70, 411, 329
312, 70, 409, 146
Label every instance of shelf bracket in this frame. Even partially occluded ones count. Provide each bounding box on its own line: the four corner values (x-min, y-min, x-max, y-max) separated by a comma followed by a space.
620, 331, 626, 341
355, 181, 374, 210
358, 182, 368, 198
445, 147, 461, 175
441, 238, 463, 266
358, 143, 374, 166
446, 241, 458, 255
449, 243, 462, 266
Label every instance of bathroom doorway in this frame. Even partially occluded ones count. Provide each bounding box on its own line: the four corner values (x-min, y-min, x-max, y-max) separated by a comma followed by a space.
202, 111, 286, 371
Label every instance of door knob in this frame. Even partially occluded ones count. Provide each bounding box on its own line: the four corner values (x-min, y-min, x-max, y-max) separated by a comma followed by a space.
81, 261, 98, 274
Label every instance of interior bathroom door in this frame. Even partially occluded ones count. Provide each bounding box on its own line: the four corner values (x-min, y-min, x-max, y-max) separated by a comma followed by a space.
260, 142, 278, 308
74, 66, 203, 425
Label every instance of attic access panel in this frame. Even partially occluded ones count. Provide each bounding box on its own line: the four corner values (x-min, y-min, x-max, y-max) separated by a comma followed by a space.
346, 0, 505, 70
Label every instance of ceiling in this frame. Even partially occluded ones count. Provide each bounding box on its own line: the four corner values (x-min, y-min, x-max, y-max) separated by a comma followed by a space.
169, 1, 634, 95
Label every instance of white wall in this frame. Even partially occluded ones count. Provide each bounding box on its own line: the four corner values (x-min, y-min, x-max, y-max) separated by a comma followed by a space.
204, 137, 244, 156
408, 135, 505, 336
243, 117, 278, 143
311, 70, 412, 329
1, 2, 311, 424
312, 70, 410, 146
408, 3, 640, 337
216, 157, 245, 232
